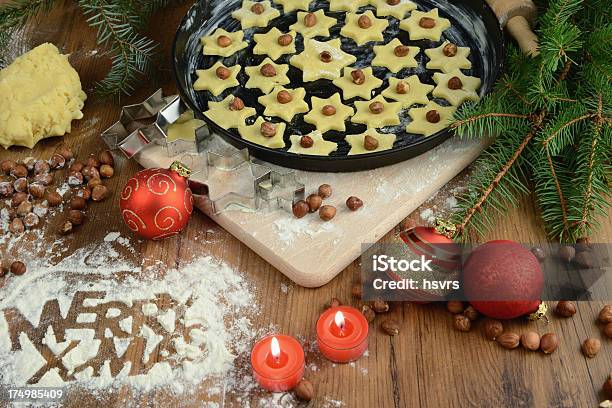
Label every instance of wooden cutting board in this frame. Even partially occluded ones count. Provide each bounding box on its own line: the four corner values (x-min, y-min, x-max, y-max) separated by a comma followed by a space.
135, 134, 488, 287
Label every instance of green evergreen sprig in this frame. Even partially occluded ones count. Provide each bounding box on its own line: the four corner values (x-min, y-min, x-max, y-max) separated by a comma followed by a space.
451, 0, 611, 243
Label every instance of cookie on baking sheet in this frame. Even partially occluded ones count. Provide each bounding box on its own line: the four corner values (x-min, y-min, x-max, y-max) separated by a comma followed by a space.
432, 69, 481, 106
204, 95, 257, 129
370, 0, 417, 19
399, 8, 451, 41
238, 117, 287, 149
258, 86, 310, 122
329, 0, 369, 12
290, 10, 337, 39
425, 41, 472, 73
194, 61, 240, 96
351, 94, 402, 128
406, 101, 456, 137
253, 27, 297, 60
274, 0, 312, 12
288, 131, 338, 156
201, 28, 248, 57
231, 0, 281, 29
245, 58, 291, 94
332, 67, 383, 100
340, 10, 389, 46
381, 75, 433, 108
303, 93, 355, 133
290, 38, 357, 82
372, 38, 420, 73
346, 129, 396, 155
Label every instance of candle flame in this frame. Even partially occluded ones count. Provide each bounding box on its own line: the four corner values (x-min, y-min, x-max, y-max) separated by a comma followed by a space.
271, 336, 281, 360
335, 311, 345, 330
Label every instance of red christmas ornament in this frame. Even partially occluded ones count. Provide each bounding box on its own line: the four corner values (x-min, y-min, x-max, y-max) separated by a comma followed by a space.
463, 240, 544, 320
119, 163, 193, 240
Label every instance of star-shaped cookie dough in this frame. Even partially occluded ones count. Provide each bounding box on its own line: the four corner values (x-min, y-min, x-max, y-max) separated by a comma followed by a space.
245, 58, 291, 93
258, 86, 309, 121
329, 0, 369, 12
167, 111, 205, 142
399, 8, 451, 41
194, 61, 240, 96
351, 94, 402, 128
289, 10, 337, 39
290, 38, 357, 82
201, 28, 248, 57
332, 67, 383, 100
274, 0, 312, 12
372, 38, 420, 73
288, 131, 338, 155
381, 75, 433, 108
432, 69, 481, 106
370, 0, 417, 19
231, 0, 281, 29
340, 11, 389, 45
303, 93, 355, 133
425, 41, 472, 73
406, 101, 456, 136
346, 129, 396, 155
204, 95, 257, 129
253, 27, 297, 60
238, 117, 287, 148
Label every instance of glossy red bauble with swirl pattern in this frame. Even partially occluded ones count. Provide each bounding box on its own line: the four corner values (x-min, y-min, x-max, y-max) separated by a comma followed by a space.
119, 167, 193, 240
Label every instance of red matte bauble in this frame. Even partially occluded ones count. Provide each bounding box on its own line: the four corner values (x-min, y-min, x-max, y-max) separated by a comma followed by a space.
463, 240, 543, 319
119, 167, 193, 240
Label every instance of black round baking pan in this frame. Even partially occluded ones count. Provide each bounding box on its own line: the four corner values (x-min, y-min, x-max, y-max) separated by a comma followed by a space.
172, 0, 505, 172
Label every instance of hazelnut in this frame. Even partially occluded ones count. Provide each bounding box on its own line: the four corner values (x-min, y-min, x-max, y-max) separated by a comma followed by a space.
70, 161, 84, 173
260, 63, 277, 77
16, 201, 33, 217
300, 135, 314, 148
10, 261, 26, 276
85, 156, 100, 168
453, 314, 471, 332
447, 76, 463, 90
362, 305, 375, 322
13, 178, 28, 193
396, 81, 409, 94
582, 338, 600, 358
446, 301, 464, 314
426, 110, 441, 123
531, 246, 546, 261
306, 194, 322, 212
278, 34, 293, 46
0, 181, 14, 197
34, 173, 54, 186
324, 297, 342, 309
68, 171, 84, 186
381, 319, 399, 336
574, 251, 593, 268
443, 42, 458, 57
346, 196, 363, 211
60, 220, 74, 235
33, 203, 48, 218
575, 237, 591, 252
49, 154, 67, 169
0, 159, 15, 174
603, 322, 612, 339
558, 245, 575, 263
98, 150, 115, 166
304, 12, 317, 27
23, 213, 39, 228
215, 66, 231, 80
70, 196, 88, 211
34, 160, 50, 174
483, 319, 503, 340
11, 164, 28, 178
352, 285, 363, 299
369, 101, 384, 114
554, 301, 576, 317
229, 97, 245, 111
88, 177, 102, 189
277, 90, 293, 104
419, 17, 436, 29
318, 184, 332, 199
46, 191, 63, 207
322, 105, 336, 116
372, 298, 389, 313
292, 200, 309, 219
67, 209, 85, 225
250, 2, 264, 14
260, 122, 277, 137
75, 187, 91, 201
319, 51, 332, 63
351, 69, 366, 85
217, 35, 232, 47
599, 305, 612, 324
54, 144, 73, 160
294, 379, 314, 402
100, 164, 114, 178
22, 157, 36, 171
12, 192, 28, 207
363, 135, 379, 151
319, 205, 336, 221
603, 374, 612, 399
9, 218, 25, 234
91, 185, 108, 202
358, 15, 372, 29
539, 333, 559, 354
387, 0, 400, 4
394, 45, 410, 57
496, 332, 520, 349
520, 331, 540, 351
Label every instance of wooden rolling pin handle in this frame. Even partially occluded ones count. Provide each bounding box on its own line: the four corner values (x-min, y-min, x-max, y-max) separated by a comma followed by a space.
506, 16, 540, 56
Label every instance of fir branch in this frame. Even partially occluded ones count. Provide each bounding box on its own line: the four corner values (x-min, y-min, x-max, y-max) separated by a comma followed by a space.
0, 0, 56, 30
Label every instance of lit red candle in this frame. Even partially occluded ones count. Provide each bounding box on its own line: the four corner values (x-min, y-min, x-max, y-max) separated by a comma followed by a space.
316, 306, 369, 363
251, 334, 305, 392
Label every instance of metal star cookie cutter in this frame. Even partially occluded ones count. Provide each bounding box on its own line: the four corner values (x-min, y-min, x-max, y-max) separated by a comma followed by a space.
101, 89, 209, 158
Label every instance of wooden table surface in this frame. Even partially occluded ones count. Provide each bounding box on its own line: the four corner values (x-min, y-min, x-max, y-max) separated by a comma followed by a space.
1, 2, 611, 407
